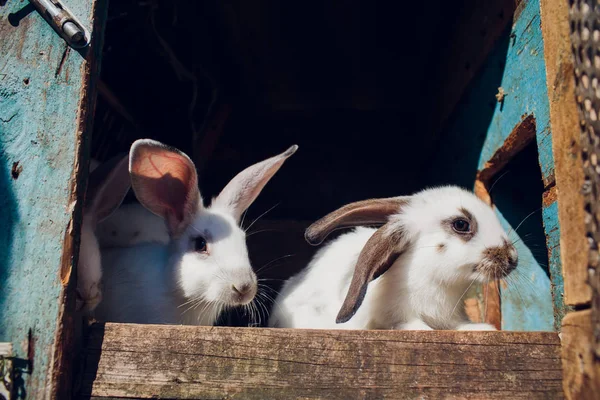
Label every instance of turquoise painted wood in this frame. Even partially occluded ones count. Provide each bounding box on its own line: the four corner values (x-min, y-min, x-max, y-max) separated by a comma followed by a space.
0, 0, 103, 397
542, 199, 569, 331
476, 0, 554, 187
426, 0, 562, 331
496, 209, 554, 331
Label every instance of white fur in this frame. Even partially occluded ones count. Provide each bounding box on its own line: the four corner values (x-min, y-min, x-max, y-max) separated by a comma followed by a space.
269, 186, 515, 331
96, 203, 169, 248
94, 140, 297, 325
78, 157, 103, 311
77, 156, 130, 314
94, 243, 181, 324
77, 215, 103, 313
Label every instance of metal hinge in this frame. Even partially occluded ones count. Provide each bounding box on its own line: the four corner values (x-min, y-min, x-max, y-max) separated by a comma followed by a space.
29, 0, 90, 49
0, 343, 13, 400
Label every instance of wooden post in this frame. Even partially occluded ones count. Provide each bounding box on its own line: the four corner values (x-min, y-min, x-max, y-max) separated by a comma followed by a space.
540, 0, 600, 397
0, 0, 107, 397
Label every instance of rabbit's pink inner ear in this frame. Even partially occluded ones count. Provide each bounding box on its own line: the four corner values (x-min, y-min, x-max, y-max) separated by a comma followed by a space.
336, 223, 407, 324
305, 197, 409, 246
129, 139, 200, 236
213, 145, 298, 222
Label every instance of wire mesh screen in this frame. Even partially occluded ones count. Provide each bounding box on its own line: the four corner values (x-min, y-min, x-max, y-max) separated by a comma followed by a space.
569, 0, 600, 355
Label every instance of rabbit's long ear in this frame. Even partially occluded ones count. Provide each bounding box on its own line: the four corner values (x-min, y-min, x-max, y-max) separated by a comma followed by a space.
129, 139, 200, 237
305, 197, 409, 246
212, 145, 298, 223
336, 221, 410, 323
86, 153, 131, 224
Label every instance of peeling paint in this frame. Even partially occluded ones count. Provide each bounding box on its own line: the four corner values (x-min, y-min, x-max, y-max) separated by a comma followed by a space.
0, 0, 98, 397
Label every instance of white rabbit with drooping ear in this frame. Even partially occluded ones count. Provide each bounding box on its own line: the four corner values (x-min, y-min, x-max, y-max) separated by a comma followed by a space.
94, 139, 298, 325
77, 154, 131, 313
269, 186, 518, 331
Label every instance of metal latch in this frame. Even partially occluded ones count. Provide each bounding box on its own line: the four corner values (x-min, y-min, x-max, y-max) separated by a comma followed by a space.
0, 343, 13, 400
28, 0, 90, 49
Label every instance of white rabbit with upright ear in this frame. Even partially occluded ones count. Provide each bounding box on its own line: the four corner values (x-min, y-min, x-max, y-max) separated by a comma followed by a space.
77, 154, 131, 313
269, 186, 518, 331
94, 140, 298, 325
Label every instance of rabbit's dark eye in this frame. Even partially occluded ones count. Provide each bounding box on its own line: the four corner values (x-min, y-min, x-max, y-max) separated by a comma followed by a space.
452, 219, 470, 233
193, 236, 208, 253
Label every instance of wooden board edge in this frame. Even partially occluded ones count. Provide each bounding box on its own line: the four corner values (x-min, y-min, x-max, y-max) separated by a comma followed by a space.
47, 0, 109, 398
542, 187, 571, 330
476, 114, 537, 184
540, 0, 590, 306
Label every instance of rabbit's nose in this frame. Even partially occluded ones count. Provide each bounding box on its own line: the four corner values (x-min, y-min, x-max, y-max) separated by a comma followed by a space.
232, 283, 252, 296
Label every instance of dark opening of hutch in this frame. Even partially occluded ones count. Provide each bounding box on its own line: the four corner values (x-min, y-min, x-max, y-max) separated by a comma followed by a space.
87, 0, 558, 331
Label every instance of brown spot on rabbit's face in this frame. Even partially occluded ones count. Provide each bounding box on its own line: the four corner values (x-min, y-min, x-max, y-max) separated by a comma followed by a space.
437, 243, 446, 253
476, 239, 518, 278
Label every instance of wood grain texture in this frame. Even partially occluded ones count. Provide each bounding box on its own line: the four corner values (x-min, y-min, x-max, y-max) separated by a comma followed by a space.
476, 114, 536, 184
50, 1, 108, 398
0, 0, 104, 398
539, 0, 589, 306
542, 188, 571, 331
79, 323, 563, 399
561, 310, 600, 399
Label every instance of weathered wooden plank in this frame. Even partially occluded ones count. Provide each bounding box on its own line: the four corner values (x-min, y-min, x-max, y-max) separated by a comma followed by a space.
78, 323, 563, 399
539, 0, 589, 306
561, 310, 600, 399
0, 0, 106, 398
542, 188, 571, 330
